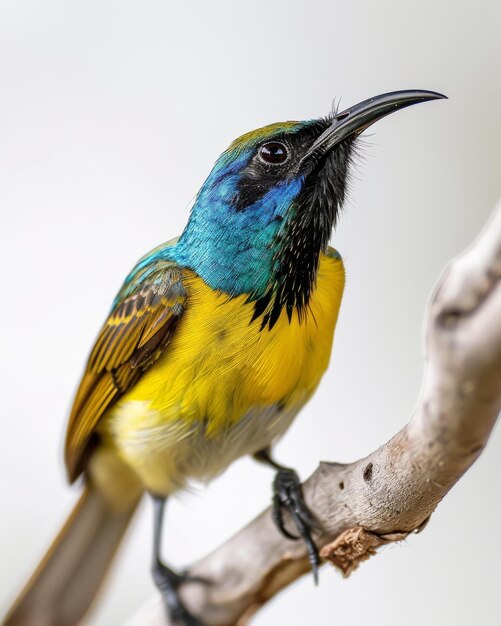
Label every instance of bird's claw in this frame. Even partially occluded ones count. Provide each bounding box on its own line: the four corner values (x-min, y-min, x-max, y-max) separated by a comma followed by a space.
272, 468, 321, 584
170, 604, 207, 626
152, 562, 208, 626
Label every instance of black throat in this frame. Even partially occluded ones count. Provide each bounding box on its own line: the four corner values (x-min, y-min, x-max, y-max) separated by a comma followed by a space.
252, 139, 354, 330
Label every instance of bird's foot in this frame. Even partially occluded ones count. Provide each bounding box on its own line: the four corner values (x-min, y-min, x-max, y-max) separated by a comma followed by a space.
272, 467, 321, 584
152, 561, 208, 626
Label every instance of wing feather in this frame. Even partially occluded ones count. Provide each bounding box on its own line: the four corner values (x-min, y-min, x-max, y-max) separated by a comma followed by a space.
65, 260, 187, 481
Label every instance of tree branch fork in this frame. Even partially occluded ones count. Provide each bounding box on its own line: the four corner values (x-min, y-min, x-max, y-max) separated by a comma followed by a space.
126, 200, 501, 626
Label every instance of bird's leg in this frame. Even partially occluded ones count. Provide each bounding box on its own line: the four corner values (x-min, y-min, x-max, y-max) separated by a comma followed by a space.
150, 495, 207, 626
253, 447, 321, 584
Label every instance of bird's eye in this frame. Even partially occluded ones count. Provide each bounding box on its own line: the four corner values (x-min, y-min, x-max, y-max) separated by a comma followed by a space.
258, 142, 288, 164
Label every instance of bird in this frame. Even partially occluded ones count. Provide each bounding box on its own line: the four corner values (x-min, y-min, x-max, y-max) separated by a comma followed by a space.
3, 89, 445, 626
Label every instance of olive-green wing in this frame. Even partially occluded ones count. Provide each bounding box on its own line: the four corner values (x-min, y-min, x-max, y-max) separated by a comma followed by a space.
65, 261, 187, 482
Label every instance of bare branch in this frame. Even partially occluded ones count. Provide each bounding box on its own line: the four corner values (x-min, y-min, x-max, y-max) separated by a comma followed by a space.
126, 200, 501, 626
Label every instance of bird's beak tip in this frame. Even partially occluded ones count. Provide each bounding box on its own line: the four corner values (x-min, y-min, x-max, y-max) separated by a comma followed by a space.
303, 89, 447, 164
423, 90, 448, 101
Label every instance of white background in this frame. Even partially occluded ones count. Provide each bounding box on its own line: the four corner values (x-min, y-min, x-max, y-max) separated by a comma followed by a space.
1, 1, 500, 625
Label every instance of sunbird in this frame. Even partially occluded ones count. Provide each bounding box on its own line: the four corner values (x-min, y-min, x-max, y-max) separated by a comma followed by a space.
4, 89, 445, 626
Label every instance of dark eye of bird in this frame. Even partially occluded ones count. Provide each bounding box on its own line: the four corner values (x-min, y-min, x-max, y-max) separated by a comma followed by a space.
258, 142, 288, 164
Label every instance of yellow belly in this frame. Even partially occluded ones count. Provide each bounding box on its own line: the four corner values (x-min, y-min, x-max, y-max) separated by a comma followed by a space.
97, 250, 344, 495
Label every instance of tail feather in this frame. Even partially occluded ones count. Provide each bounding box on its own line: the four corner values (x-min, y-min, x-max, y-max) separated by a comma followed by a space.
3, 483, 141, 626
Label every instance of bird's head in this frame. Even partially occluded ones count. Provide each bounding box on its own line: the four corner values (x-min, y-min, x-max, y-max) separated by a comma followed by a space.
175, 90, 445, 328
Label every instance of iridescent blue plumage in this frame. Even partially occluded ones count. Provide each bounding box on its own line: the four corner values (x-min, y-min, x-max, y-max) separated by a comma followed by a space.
120, 121, 323, 302
172, 122, 314, 297
173, 175, 303, 297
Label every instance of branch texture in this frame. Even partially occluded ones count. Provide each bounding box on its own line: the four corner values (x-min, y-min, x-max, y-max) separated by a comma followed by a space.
126, 200, 501, 626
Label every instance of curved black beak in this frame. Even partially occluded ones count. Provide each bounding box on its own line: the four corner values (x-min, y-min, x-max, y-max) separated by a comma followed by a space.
301, 89, 447, 164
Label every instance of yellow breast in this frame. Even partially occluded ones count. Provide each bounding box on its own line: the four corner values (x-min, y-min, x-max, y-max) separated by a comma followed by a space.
98, 249, 344, 494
